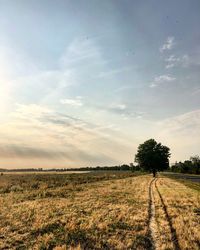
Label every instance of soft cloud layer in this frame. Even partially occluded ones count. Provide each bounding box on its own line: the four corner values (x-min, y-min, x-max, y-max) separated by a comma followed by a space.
1, 103, 199, 167
0, 1, 200, 168
156, 110, 200, 161
0, 104, 135, 168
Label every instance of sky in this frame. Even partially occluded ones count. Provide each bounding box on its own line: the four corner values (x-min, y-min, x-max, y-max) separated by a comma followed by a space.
0, 0, 200, 168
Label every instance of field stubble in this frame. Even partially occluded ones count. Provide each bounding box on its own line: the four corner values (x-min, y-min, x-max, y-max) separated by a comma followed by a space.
0, 172, 151, 249
152, 177, 200, 250
0, 172, 199, 250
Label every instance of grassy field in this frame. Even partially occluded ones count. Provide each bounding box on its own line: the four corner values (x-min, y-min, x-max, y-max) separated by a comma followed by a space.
161, 172, 200, 192
0, 172, 199, 249
152, 177, 200, 250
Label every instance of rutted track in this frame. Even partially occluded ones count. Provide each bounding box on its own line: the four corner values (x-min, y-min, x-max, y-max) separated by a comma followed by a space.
148, 177, 181, 250
155, 178, 181, 250
147, 178, 157, 250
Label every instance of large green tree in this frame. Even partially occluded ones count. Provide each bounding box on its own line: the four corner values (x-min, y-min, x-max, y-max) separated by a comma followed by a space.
135, 139, 170, 177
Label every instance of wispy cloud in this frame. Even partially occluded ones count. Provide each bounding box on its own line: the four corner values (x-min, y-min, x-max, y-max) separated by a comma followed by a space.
111, 104, 127, 111
114, 85, 135, 92
0, 103, 134, 167
155, 110, 200, 161
150, 75, 176, 88
97, 66, 133, 78
102, 103, 145, 120
165, 54, 180, 68
60, 96, 83, 106
160, 36, 175, 53
157, 110, 200, 148
165, 54, 191, 69
180, 54, 200, 68
60, 38, 105, 67
159, 110, 200, 132
0, 38, 107, 112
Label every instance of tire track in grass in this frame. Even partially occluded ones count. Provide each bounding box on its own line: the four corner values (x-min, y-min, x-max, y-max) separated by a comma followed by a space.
155, 178, 181, 250
147, 178, 158, 250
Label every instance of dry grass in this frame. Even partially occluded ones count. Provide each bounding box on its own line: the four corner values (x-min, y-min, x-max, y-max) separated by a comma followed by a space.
153, 176, 200, 250
0, 172, 199, 249
0, 172, 151, 249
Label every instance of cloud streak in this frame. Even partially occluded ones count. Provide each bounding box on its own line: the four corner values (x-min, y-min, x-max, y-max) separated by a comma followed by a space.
165, 54, 191, 69
0, 103, 134, 167
160, 36, 175, 53
156, 110, 200, 161
60, 97, 83, 106
150, 75, 176, 88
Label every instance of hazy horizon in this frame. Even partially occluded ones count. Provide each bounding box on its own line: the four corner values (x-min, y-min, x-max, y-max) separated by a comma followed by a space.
0, 0, 200, 169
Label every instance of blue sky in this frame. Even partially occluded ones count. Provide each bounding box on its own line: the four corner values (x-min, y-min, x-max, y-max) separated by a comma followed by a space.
0, 0, 200, 168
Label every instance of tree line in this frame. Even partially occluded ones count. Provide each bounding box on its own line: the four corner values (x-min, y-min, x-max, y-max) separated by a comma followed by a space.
1, 139, 199, 175
0, 165, 136, 172
171, 156, 200, 174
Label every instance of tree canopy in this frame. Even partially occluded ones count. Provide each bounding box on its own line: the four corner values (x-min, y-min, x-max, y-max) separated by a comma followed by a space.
135, 139, 170, 176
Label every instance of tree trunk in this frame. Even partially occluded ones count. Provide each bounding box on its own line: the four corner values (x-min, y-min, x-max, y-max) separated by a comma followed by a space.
153, 170, 156, 177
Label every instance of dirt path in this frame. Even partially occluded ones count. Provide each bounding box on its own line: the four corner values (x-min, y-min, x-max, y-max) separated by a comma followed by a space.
148, 177, 181, 250
148, 178, 159, 250
155, 179, 181, 250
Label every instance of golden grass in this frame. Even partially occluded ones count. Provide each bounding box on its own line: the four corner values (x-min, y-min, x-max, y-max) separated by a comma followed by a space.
153, 177, 200, 250
0, 172, 199, 249
0, 173, 151, 249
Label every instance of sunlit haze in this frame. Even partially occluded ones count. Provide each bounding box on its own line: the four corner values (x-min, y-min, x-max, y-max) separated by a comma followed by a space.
0, 0, 200, 168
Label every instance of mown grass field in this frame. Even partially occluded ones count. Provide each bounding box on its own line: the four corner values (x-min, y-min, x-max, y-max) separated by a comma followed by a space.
0, 172, 199, 249
152, 177, 200, 250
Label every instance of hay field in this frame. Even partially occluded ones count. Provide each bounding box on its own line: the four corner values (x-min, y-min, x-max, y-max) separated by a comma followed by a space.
152, 177, 200, 250
0, 172, 199, 249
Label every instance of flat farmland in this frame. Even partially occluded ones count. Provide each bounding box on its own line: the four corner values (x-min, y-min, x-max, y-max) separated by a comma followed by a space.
0, 172, 199, 249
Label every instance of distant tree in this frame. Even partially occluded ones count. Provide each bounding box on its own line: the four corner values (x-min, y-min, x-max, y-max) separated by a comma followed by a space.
190, 155, 200, 163
129, 163, 135, 172
190, 155, 200, 174
171, 155, 200, 174
135, 139, 171, 177
120, 164, 130, 171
